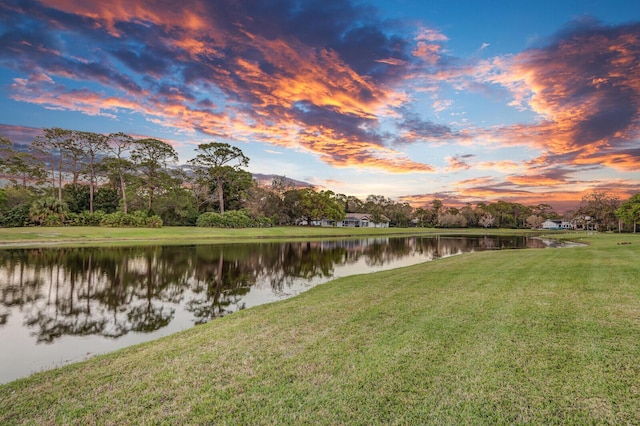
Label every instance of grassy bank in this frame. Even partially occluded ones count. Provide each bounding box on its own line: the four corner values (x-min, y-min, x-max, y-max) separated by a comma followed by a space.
1, 232, 639, 424
0, 225, 442, 248
0, 225, 545, 248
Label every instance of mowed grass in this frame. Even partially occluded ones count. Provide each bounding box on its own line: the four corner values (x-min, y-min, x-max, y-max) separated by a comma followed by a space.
1, 232, 639, 424
0, 225, 443, 248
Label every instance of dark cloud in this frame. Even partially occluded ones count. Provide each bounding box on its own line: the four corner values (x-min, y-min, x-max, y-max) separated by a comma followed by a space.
394, 112, 457, 144
291, 101, 383, 145
506, 166, 579, 187
0, 4, 144, 95
516, 20, 640, 148
573, 88, 637, 145
240, 0, 410, 82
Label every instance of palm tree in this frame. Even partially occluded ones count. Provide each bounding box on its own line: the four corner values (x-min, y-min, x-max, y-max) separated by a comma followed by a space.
29, 197, 68, 226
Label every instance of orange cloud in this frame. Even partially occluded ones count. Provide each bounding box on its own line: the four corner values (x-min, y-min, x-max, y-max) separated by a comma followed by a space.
296, 128, 435, 173
12, 0, 433, 173
42, 0, 210, 35
486, 23, 640, 159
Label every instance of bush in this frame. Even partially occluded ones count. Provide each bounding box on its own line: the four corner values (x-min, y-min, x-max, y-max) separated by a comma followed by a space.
196, 210, 271, 228
66, 210, 106, 226
100, 211, 163, 228
221, 210, 254, 228
100, 211, 133, 227
0, 204, 31, 227
29, 197, 68, 226
196, 212, 225, 227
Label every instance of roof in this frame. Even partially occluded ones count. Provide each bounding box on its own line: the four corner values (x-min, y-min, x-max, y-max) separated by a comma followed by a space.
344, 213, 390, 222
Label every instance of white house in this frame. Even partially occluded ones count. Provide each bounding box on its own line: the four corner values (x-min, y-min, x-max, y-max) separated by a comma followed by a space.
302, 213, 391, 227
336, 213, 390, 228
541, 219, 575, 230
541, 219, 561, 230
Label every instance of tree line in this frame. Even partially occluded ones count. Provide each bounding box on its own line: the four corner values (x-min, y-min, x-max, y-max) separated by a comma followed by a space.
1, 128, 639, 231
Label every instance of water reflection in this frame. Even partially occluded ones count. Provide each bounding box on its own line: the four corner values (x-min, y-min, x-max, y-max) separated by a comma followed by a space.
0, 235, 547, 382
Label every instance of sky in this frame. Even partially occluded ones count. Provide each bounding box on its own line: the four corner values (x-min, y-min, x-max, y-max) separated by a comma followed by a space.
1, 0, 639, 212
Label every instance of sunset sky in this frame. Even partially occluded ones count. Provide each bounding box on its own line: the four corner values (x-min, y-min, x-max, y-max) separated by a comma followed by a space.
1, 0, 639, 211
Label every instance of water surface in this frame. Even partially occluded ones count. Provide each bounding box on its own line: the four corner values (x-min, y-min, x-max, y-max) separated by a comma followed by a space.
0, 235, 551, 383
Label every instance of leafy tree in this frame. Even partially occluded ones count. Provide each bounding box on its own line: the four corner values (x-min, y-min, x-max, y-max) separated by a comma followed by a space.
0, 134, 13, 171
431, 199, 443, 221
532, 203, 559, 219
4, 151, 47, 189
437, 212, 468, 228
213, 168, 254, 212
368, 204, 386, 225
63, 183, 90, 213
579, 190, 620, 231
479, 213, 495, 229
270, 175, 295, 197
31, 128, 74, 200
188, 142, 249, 214
245, 185, 283, 224
64, 134, 86, 185
152, 170, 199, 226
75, 131, 108, 212
282, 189, 303, 224
526, 214, 544, 229
315, 190, 346, 224
335, 193, 364, 213
296, 189, 345, 225
104, 132, 135, 213
0, 136, 47, 189
130, 138, 178, 213
281, 188, 344, 225
1, 186, 38, 210
385, 201, 413, 227
487, 201, 517, 228
460, 204, 477, 227
94, 187, 120, 214
413, 207, 432, 227
616, 193, 640, 233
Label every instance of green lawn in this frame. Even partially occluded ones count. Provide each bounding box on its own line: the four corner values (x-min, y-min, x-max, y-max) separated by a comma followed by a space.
0, 225, 444, 248
1, 232, 639, 424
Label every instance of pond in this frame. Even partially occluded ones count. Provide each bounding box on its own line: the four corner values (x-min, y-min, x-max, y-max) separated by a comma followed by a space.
0, 234, 554, 383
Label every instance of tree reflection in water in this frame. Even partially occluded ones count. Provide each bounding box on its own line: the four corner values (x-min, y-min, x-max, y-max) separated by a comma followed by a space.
0, 236, 547, 343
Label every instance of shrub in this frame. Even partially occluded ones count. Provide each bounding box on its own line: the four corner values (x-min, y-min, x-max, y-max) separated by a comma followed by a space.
146, 215, 163, 228
221, 210, 254, 228
66, 210, 106, 226
100, 211, 133, 227
196, 212, 224, 227
100, 211, 163, 228
0, 204, 31, 227
196, 210, 271, 228
29, 197, 68, 226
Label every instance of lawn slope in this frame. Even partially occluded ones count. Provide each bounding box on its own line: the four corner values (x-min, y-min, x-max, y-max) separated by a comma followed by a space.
1, 233, 639, 424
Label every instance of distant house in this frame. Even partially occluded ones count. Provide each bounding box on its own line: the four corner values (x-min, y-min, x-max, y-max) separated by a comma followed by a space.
301, 213, 391, 228
336, 213, 390, 228
541, 219, 575, 230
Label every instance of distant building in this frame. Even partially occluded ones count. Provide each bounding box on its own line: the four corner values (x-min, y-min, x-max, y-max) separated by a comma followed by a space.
336, 213, 390, 228
301, 212, 391, 228
541, 219, 575, 230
